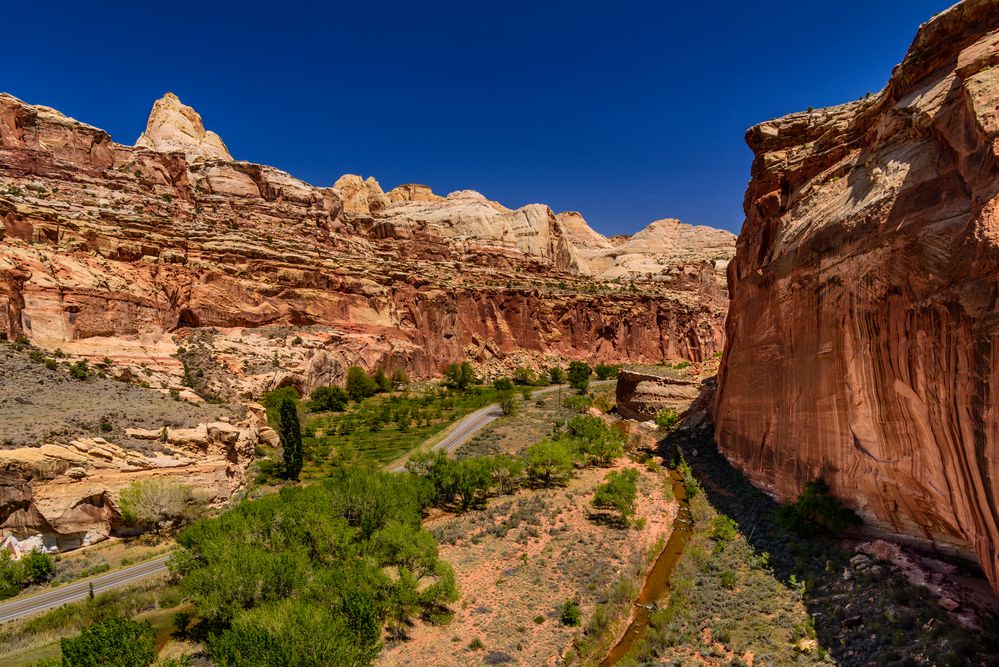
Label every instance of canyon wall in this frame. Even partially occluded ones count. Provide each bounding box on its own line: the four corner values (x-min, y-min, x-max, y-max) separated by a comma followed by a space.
0, 92, 734, 397
716, 0, 999, 592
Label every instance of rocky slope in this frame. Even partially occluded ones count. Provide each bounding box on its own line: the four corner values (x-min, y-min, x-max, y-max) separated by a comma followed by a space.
716, 0, 999, 593
0, 344, 263, 555
0, 91, 733, 399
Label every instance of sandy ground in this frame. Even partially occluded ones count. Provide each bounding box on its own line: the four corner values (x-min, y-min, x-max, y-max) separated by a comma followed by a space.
378, 459, 677, 667
0, 344, 238, 449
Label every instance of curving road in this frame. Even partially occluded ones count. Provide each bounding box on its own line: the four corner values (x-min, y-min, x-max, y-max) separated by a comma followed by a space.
0, 554, 171, 624
0, 381, 609, 624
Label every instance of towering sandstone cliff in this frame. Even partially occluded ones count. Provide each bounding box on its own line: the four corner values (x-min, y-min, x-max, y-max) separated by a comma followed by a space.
716, 0, 999, 592
0, 91, 733, 397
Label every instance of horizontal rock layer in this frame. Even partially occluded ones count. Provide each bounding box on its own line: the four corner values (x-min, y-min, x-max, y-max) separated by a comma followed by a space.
0, 92, 732, 396
716, 0, 999, 592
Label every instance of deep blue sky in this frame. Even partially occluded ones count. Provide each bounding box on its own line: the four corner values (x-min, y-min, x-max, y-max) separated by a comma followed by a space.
2, 1, 952, 235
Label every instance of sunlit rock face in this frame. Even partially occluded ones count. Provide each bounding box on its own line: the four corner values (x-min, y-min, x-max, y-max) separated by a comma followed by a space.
0, 91, 733, 399
716, 0, 999, 593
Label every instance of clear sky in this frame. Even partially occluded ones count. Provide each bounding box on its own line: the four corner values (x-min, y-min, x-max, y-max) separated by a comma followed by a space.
2, 0, 953, 235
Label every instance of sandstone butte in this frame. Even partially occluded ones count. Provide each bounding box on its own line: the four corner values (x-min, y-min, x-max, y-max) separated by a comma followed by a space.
716, 0, 999, 594
0, 88, 734, 554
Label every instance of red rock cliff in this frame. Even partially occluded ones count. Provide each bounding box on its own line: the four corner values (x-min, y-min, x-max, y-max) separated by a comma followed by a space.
0, 92, 731, 396
716, 0, 999, 591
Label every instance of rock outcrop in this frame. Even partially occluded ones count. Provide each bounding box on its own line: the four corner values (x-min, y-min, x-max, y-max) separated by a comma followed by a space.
0, 92, 733, 398
135, 92, 232, 162
716, 0, 999, 592
615, 369, 701, 421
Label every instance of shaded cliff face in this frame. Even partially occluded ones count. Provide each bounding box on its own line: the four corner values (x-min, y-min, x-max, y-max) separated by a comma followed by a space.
0, 92, 731, 397
716, 0, 999, 592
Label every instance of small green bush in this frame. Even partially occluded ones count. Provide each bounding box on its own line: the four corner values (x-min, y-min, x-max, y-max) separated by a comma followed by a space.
560, 599, 582, 626
60, 615, 156, 666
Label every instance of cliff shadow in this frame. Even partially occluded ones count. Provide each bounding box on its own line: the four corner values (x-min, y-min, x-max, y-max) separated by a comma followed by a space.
657, 425, 999, 665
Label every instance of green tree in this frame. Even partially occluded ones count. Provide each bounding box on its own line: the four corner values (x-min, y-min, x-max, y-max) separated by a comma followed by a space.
498, 393, 517, 416
567, 361, 592, 393
442, 361, 476, 391
346, 366, 378, 402
523, 440, 573, 487
594, 363, 621, 380
278, 396, 303, 480
512, 367, 537, 385
777, 478, 862, 535
548, 366, 566, 384
592, 468, 639, 525
373, 367, 392, 393
493, 377, 513, 391
390, 368, 410, 389
307, 385, 349, 412
60, 616, 156, 667
488, 455, 524, 495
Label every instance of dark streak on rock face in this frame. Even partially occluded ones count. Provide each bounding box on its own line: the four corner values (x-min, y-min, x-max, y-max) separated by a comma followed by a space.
717, 0, 999, 593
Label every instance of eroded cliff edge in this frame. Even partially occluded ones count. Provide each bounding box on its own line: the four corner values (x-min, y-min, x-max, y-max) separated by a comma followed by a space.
0, 92, 734, 397
716, 0, 999, 592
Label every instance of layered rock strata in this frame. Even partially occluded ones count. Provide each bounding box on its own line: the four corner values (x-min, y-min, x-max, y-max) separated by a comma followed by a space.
716, 0, 999, 592
0, 91, 733, 398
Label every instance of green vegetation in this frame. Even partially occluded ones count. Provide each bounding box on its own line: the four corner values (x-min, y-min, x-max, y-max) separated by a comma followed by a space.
592, 468, 639, 526
346, 365, 379, 401
776, 478, 862, 535
548, 366, 567, 384
562, 394, 592, 414
60, 616, 156, 667
442, 361, 476, 391
173, 467, 457, 664
653, 408, 680, 432
523, 440, 574, 487
567, 361, 592, 393
594, 363, 622, 380
278, 396, 303, 481
118, 479, 203, 533
0, 550, 55, 600
306, 385, 348, 413
67, 359, 90, 381
560, 600, 582, 627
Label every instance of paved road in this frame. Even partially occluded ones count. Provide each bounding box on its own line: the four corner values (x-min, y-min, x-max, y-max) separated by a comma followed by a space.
387, 382, 585, 472
0, 554, 172, 624
0, 380, 611, 623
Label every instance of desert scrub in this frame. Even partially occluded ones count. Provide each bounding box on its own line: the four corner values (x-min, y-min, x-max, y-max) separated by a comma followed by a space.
621, 491, 833, 665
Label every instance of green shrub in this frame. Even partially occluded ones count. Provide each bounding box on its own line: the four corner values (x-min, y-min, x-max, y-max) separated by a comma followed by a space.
592, 468, 639, 525
493, 378, 513, 391
777, 478, 862, 535
523, 440, 573, 487
499, 393, 517, 416
512, 367, 538, 385
390, 368, 410, 389
118, 478, 202, 532
174, 467, 455, 661
594, 363, 621, 380
563, 394, 592, 414
60, 615, 156, 667
711, 515, 738, 543
68, 359, 90, 380
260, 386, 300, 426
548, 367, 566, 384
654, 408, 681, 432
346, 366, 379, 401
442, 361, 476, 391
307, 385, 349, 413
560, 599, 582, 626
567, 361, 592, 393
